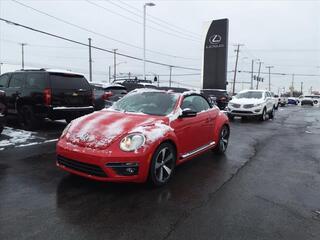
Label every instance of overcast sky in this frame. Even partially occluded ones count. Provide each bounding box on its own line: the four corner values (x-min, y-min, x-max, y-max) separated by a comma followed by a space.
0, 0, 319, 94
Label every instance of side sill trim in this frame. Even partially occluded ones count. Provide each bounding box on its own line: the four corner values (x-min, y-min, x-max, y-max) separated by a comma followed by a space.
181, 141, 215, 159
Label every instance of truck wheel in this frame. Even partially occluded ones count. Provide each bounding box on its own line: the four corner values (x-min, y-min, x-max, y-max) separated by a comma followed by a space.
19, 105, 40, 130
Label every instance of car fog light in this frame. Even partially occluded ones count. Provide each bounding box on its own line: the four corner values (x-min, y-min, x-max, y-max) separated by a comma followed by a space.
106, 162, 139, 176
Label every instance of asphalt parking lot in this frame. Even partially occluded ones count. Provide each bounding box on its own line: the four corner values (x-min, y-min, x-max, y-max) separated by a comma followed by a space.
0, 106, 320, 240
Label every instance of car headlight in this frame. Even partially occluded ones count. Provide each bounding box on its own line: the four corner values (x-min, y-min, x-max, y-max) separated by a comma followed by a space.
254, 103, 263, 107
120, 133, 145, 152
60, 123, 71, 139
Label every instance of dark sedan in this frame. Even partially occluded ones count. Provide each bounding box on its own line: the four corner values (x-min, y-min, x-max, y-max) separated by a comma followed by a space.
91, 83, 127, 110
201, 89, 230, 110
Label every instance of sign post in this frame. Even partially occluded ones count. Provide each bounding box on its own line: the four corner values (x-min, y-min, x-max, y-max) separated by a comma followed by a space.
202, 19, 229, 90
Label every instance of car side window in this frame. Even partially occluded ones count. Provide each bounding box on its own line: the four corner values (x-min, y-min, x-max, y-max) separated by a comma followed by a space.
9, 73, 25, 88
0, 74, 10, 88
181, 95, 210, 113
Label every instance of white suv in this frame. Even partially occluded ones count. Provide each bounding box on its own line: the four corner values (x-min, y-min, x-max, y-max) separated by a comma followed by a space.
227, 90, 275, 121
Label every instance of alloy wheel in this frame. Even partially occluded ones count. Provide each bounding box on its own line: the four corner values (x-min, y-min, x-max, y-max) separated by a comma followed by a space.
219, 126, 229, 152
154, 147, 175, 183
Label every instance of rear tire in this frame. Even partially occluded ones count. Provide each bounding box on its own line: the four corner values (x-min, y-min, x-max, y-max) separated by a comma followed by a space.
148, 143, 176, 187
269, 107, 275, 119
213, 125, 230, 154
19, 105, 40, 130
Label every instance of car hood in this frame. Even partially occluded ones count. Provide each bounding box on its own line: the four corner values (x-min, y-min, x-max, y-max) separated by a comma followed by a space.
229, 98, 264, 105
65, 109, 170, 149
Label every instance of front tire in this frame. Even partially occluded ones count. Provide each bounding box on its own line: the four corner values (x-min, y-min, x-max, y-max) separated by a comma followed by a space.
213, 125, 230, 154
259, 108, 267, 121
148, 143, 176, 187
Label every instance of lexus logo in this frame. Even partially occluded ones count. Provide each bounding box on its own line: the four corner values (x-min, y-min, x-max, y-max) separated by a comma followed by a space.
209, 35, 222, 44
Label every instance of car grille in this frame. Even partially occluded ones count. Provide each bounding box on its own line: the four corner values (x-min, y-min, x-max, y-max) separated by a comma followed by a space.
57, 155, 107, 177
231, 103, 241, 108
232, 110, 253, 114
243, 104, 254, 109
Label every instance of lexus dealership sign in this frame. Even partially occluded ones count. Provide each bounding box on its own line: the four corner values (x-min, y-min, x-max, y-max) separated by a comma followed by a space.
202, 19, 229, 90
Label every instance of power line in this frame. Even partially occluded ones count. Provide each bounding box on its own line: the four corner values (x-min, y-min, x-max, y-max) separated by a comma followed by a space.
85, 0, 200, 43
235, 69, 320, 77
0, 17, 200, 71
10, 0, 199, 60
117, 0, 199, 37
104, 0, 201, 41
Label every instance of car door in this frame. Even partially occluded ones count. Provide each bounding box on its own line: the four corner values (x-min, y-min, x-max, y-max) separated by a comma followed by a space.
172, 95, 212, 157
6, 73, 25, 114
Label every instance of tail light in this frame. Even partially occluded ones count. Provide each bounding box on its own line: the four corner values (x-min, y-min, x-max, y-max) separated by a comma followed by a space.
102, 91, 113, 100
43, 88, 52, 106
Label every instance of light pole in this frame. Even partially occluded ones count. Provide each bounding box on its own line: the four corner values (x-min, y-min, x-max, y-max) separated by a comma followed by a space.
251, 58, 260, 89
20, 43, 27, 69
143, 2, 155, 81
256, 61, 263, 90
112, 49, 118, 81
266, 66, 274, 91
109, 61, 126, 83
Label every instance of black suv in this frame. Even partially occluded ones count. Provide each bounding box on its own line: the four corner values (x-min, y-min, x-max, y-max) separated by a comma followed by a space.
200, 89, 230, 110
0, 69, 94, 130
0, 90, 6, 134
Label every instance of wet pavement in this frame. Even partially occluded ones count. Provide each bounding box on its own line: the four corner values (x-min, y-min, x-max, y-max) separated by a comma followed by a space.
0, 106, 319, 240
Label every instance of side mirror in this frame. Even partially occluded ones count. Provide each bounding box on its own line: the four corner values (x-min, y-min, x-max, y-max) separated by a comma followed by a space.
179, 108, 197, 118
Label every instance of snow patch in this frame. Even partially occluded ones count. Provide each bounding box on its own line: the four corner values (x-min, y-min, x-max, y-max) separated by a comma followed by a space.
68, 117, 130, 149
167, 107, 182, 123
0, 127, 36, 147
131, 121, 172, 144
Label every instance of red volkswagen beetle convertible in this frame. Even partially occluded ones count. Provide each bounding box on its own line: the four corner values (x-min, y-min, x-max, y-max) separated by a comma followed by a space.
56, 89, 230, 186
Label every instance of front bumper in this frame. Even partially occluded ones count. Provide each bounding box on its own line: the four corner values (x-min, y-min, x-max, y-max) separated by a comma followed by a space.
56, 138, 153, 183
226, 106, 263, 116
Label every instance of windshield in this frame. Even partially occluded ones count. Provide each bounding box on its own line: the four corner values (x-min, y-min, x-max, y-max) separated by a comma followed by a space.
112, 91, 179, 116
236, 91, 263, 99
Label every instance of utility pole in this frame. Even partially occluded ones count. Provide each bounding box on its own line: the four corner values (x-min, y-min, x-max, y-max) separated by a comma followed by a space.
20, 43, 26, 69
108, 66, 111, 83
128, 72, 131, 80
256, 61, 263, 90
0, 63, 3, 74
291, 74, 294, 97
88, 38, 92, 82
266, 66, 274, 91
232, 44, 243, 95
300, 82, 303, 95
251, 59, 254, 89
169, 66, 172, 87
143, 3, 156, 80
113, 49, 118, 82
